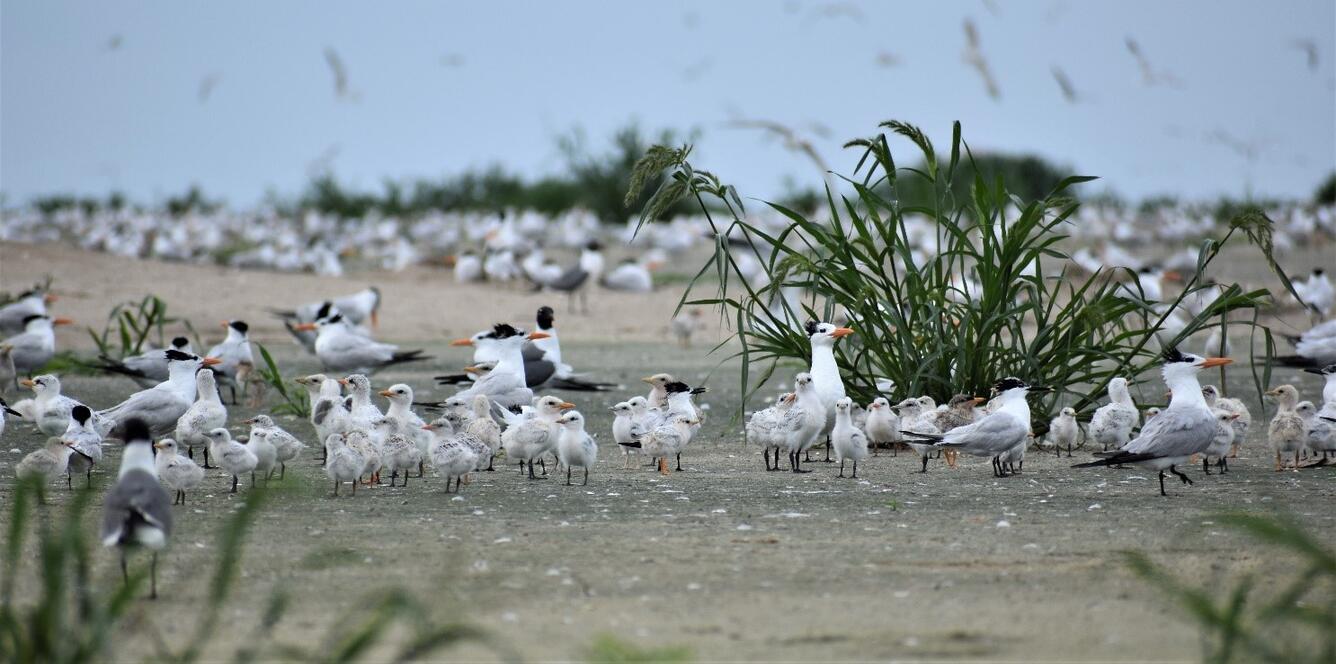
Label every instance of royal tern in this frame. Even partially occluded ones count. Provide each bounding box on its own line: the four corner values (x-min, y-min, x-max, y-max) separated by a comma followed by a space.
378, 383, 431, 475
324, 433, 365, 496
600, 254, 661, 293
1265, 385, 1308, 471
555, 410, 598, 485
206, 321, 255, 404
375, 416, 421, 486
297, 373, 347, 461
1275, 317, 1336, 367
204, 428, 258, 493
746, 392, 794, 471
339, 374, 384, 432
863, 397, 901, 457
4, 314, 74, 373
1202, 411, 1238, 474
905, 378, 1049, 478
500, 395, 573, 479
626, 413, 698, 475
15, 437, 75, 490
806, 320, 854, 461
20, 374, 102, 437
270, 288, 382, 350
174, 368, 228, 469
243, 414, 304, 479
96, 336, 194, 388
1075, 350, 1232, 495
895, 397, 940, 472
294, 314, 429, 374
244, 429, 278, 485
450, 325, 547, 411
0, 289, 55, 335
612, 400, 648, 469
62, 405, 103, 488
831, 397, 869, 478
425, 416, 480, 492
101, 418, 173, 599
1089, 377, 1139, 451
98, 350, 221, 440
345, 426, 384, 487
462, 395, 500, 471
0, 344, 16, 395
0, 396, 21, 439
781, 373, 828, 473
153, 438, 205, 504
443, 410, 491, 470
1047, 407, 1080, 457
1201, 385, 1251, 456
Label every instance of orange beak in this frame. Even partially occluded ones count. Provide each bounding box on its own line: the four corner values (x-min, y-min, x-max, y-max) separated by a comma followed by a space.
378, 389, 394, 397
338, 378, 351, 386
463, 365, 482, 374
421, 425, 433, 431
784, 394, 797, 404
831, 327, 854, 338
52, 317, 74, 326
971, 397, 987, 405
202, 356, 223, 366
371, 310, 380, 328
1201, 357, 1233, 369
558, 401, 576, 410
527, 331, 551, 340
293, 322, 317, 332
450, 338, 474, 347
20, 379, 35, 388
220, 321, 230, 328
152, 442, 165, 450
44, 293, 58, 304
1163, 270, 1184, 282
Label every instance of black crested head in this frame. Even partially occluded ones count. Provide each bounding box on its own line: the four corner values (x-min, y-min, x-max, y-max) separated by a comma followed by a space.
316, 301, 333, 320
1162, 346, 1190, 364
328, 313, 344, 324
171, 336, 189, 348
165, 349, 196, 362
585, 240, 603, 251
1315, 268, 1325, 276
21, 314, 46, 326
664, 381, 690, 394
229, 320, 249, 334
804, 320, 820, 337
368, 285, 381, 302
71, 405, 91, 424
122, 418, 151, 444
536, 306, 555, 330
992, 377, 1029, 392
490, 323, 522, 339
18, 289, 39, 299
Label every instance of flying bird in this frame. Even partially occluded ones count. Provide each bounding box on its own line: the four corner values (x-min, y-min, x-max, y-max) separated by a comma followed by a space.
963, 19, 1001, 100
198, 73, 222, 103
1291, 39, 1319, 71
1051, 66, 1079, 103
1125, 36, 1185, 88
324, 47, 359, 101
874, 51, 902, 68
104, 34, 123, 52
726, 117, 829, 174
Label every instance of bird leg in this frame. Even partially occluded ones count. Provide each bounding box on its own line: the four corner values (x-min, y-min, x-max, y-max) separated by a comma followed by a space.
919, 455, 929, 473
851, 460, 859, 479
1202, 457, 1212, 475
230, 475, 239, 494
150, 553, 158, 600
1158, 470, 1167, 496
87, 469, 93, 488
351, 479, 357, 495
838, 458, 846, 478
1169, 465, 1194, 486
67, 473, 72, 491
659, 457, 670, 475
333, 480, 339, 497
823, 441, 832, 463
203, 447, 215, 469
390, 470, 398, 486
1229, 444, 1238, 458
1218, 457, 1229, 473
1275, 452, 1284, 472
528, 459, 546, 480
251, 472, 256, 488
1294, 450, 1301, 472
486, 456, 495, 471
583, 467, 589, 486
566, 467, 573, 486
120, 551, 128, 585
676, 453, 683, 472
539, 458, 547, 475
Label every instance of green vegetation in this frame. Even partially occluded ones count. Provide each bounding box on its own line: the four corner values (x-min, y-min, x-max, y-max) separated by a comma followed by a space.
631, 119, 1292, 431
585, 634, 693, 663
1126, 514, 1335, 663
255, 344, 311, 418
86, 295, 194, 361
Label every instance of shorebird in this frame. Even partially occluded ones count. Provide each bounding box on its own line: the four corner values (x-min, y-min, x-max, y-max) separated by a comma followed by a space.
101, 418, 173, 599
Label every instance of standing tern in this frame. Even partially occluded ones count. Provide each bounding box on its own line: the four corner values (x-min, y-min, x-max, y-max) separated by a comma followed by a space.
0, 289, 56, 335
1047, 407, 1080, 457
15, 437, 75, 489
746, 392, 795, 471
20, 374, 103, 437
98, 350, 221, 439
294, 314, 430, 374
1089, 377, 1139, 451
831, 397, 869, 478
96, 336, 194, 388
101, 418, 173, 599
153, 438, 205, 504
783, 373, 828, 473
175, 368, 228, 468
805, 320, 854, 462
863, 397, 901, 457
1265, 385, 1308, 471
555, 410, 598, 485
62, 405, 103, 488
1075, 350, 1232, 495
1201, 385, 1251, 456
425, 417, 480, 492
905, 378, 1050, 478
206, 321, 254, 404
4, 315, 75, 374
450, 324, 548, 411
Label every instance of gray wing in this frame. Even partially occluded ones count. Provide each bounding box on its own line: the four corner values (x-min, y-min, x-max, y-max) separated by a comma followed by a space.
101, 388, 184, 426
1124, 407, 1215, 456
547, 267, 589, 291
312, 398, 337, 426
523, 357, 556, 387
942, 412, 1029, 453
322, 335, 395, 368
101, 470, 173, 545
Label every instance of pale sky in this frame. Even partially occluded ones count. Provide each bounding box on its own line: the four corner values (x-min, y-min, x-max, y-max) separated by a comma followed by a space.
2, 1, 1333, 208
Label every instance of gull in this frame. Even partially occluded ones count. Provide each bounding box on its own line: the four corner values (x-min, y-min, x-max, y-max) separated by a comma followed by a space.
612, 400, 648, 469
450, 324, 548, 411
805, 320, 854, 461
175, 368, 228, 468
831, 397, 869, 478
324, 433, 364, 496
1047, 407, 1080, 457
206, 321, 254, 404
21, 374, 102, 437
1201, 385, 1251, 456
1203, 411, 1238, 474
4, 314, 74, 373
96, 336, 193, 388
499, 395, 573, 479
0, 288, 55, 335
524, 306, 616, 391
243, 415, 304, 479
375, 417, 420, 486
1089, 377, 1139, 451
1265, 385, 1308, 471
63, 405, 103, 489
98, 350, 220, 440
15, 437, 75, 490
153, 438, 204, 504
905, 378, 1050, 478
204, 428, 258, 493
556, 410, 598, 485
863, 397, 901, 457
294, 314, 429, 374
541, 241, 605, 314
746, 392, 794, 471
101, 418, 173, 599
1075, 350, 1232, 495
425, 417, 480, 492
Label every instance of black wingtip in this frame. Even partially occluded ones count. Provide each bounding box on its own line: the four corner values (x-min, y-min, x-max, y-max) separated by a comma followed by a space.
619, 441, 643, 449
1268, 354, 1318, 368
390, 350, 431, 365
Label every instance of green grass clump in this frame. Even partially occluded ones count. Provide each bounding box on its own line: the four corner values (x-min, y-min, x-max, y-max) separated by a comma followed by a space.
629, 119, 1291, 431
586, 634, 693, 663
